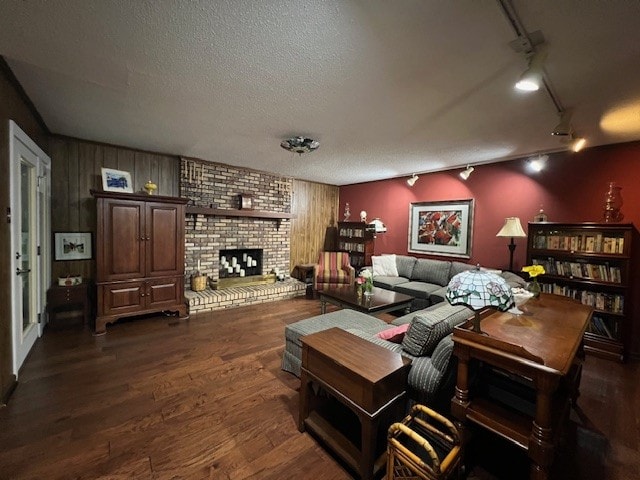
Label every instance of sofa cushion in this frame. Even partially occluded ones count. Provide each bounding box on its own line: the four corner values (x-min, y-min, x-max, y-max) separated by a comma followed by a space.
372, 254, 399, 277
411, 259, 452, 286
374, 276, 410, 290
391, 302, 444, 326
501, 271, 528, 288
428, 286, 448, 305
450, 261, 474, 277
401, 304, 471, 356
395, 255, 417, 279
395, 281, 441, 300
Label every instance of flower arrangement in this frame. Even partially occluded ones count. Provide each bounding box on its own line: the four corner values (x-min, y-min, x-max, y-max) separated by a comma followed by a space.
356, 268, 374, 295
522, 264, 545, 298
522, 265, 546, 278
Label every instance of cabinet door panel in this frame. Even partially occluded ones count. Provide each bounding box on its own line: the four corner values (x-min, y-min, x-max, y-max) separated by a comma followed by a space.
102, 200, 145, 280
146, 203, 184, 277
101, 282, 144, 316
147, 277, 183, 308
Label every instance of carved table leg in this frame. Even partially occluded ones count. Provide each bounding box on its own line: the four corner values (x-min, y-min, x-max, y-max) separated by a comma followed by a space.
529, 378, 559, 480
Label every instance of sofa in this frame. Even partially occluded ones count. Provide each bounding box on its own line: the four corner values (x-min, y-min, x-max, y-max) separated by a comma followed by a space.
370, 254, 527, 311
282, 302, 474, 412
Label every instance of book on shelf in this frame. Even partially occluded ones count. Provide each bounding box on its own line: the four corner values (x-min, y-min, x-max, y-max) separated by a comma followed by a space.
539, 282, 625, 314
532, 233, 625, 254
532, 258, 622, 283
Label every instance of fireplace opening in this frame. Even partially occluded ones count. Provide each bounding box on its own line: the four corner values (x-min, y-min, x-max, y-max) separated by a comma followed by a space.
219, 248, 263, 279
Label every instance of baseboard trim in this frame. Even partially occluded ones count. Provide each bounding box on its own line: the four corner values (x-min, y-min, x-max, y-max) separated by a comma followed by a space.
0, 375, 18, 407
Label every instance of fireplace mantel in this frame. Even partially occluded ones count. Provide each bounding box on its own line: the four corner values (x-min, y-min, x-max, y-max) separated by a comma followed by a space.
186, 206, 296, 220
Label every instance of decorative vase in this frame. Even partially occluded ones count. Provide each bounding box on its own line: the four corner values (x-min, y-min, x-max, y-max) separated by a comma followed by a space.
144, 180, 158, 195
527, 278, 541, 298
344, 202, 351, 221
603, 182, 624, 222
357, 285, 363, 299
363, 279, 374, 296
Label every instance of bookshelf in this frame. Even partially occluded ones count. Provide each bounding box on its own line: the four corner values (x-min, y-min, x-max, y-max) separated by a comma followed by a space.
337, 221, 375, 269
526, 222, 633, 362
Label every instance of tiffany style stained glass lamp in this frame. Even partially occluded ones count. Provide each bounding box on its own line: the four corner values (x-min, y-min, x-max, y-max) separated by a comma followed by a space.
445, 266, 514, 334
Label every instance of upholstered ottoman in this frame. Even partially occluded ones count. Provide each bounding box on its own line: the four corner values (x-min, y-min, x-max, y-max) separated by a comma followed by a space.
281, 309, 392, 377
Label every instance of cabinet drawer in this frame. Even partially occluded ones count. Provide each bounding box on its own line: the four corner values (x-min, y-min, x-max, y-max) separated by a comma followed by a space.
47, 285, 87, 304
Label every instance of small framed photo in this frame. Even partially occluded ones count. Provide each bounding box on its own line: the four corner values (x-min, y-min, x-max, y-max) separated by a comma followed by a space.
54, 232, 93, 261
239, 193, 254, 210
101, 167, 133, 193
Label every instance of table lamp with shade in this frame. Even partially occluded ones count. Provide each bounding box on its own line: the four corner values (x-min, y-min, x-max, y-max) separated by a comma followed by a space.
446, 266, 514, 334
496, 217, 527, 272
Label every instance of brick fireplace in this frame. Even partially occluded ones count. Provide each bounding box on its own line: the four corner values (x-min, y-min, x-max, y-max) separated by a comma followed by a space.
180, 158, 305, 312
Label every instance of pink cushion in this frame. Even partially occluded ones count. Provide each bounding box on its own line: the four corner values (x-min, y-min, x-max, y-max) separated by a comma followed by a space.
376, 324, 410, 343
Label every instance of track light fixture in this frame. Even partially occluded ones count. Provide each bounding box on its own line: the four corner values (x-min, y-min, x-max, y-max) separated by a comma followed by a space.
406, 174, 419, 187
571, 136, 586, 152
528, 154, 548, 172
459, 165, 474, 180
551, 110, 573, 136
515, 48, 547, 92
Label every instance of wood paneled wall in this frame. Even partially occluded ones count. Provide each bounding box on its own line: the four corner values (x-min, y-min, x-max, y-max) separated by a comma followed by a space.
48, 138, 338, 282
48, 137, 180, 282
290, 179, 339, 269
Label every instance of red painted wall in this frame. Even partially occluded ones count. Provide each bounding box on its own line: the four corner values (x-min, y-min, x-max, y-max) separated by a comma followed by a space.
339, 141, 640, 355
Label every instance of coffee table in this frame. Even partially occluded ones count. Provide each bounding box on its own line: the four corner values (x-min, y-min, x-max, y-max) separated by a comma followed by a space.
299, 327, 411, 480
318, 285, 413, 316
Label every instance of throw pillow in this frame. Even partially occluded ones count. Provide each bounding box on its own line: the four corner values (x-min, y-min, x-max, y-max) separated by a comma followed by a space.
376, 324, 409, 343
372, 254, 399, 277
411, 259, 451, 286
401, 305, 470, 356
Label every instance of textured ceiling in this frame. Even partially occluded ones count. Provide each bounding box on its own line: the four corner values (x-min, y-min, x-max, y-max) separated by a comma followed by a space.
2, 1, 640, 185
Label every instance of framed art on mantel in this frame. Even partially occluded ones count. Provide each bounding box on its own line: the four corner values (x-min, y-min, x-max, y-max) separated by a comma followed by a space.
408, 199, 474, 258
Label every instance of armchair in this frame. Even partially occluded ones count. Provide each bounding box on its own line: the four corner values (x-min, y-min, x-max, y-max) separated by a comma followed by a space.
313, 251, 355, 290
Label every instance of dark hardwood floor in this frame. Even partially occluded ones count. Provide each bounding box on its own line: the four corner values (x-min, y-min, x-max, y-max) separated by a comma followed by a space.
0, 297, 638, 479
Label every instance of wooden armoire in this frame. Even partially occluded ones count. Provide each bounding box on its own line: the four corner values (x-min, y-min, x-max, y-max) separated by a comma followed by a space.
92, 190, 188, 333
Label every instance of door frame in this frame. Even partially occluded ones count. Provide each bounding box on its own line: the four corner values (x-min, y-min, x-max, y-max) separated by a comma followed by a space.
9, 120, 51, 376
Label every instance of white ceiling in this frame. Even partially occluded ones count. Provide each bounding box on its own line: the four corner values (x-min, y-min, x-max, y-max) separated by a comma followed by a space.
2, 1, 640, 185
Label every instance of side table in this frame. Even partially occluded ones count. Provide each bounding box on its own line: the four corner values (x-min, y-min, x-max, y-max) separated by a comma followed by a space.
292, 263, 315, 298
46, 283, 92, 328
299, 327, 411, 480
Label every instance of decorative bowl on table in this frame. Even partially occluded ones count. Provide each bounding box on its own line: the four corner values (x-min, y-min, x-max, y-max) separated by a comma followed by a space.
508, 287, 534, 315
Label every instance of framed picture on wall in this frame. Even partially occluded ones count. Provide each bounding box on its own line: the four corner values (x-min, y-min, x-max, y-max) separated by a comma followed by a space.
408, 199, 474, 258
54, 232, 93, 261
101, 167, 133, 193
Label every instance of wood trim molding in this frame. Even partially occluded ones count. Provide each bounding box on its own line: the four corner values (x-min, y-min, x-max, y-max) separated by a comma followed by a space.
186, 206, 295, 219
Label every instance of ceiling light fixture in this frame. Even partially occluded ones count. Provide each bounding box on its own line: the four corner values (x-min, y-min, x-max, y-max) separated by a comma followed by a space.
515, 48, 547, 92
571, 136, 586, 152
459, 165, 474, 180
407, 174, 419, 187
528, 154, 548, 172
280, 136, 320, 155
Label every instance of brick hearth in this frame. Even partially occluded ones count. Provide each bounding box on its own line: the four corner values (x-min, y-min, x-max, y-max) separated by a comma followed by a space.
185, 278, 306, 313
180, 157, 299, 313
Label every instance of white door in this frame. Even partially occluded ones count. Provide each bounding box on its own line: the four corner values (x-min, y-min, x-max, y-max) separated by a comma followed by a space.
10, 121, 51, 376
